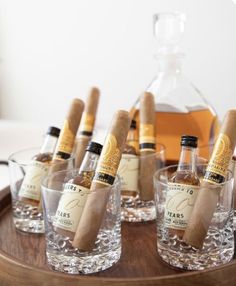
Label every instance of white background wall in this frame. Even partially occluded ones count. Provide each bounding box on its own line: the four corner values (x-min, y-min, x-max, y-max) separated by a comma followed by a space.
0, 0, 236, 129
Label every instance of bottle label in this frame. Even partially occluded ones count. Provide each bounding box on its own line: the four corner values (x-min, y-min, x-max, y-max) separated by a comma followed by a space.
139, 124, 155, 151
80, 112, 95, 135
117, 154, 139, 193
55, 120, 75, 159
204, 133, 232, 184
19, 161, 49, 201
164, 183, 198, 230
93, 134, 121, 186
53, 183, 90, 233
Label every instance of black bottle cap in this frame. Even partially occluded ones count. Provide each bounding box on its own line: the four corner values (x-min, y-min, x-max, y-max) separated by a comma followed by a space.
86, 141, 103, 155
130, 119, 137, 129
181, 135, 198, 148
47, 126, 61, 138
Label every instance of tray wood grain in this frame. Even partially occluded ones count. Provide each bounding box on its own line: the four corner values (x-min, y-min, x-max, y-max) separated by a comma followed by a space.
0, 186, 236, 286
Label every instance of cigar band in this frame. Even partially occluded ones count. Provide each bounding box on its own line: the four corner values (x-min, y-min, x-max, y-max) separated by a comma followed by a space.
203, 133, 232, 185
139, 124, 155, 150
164, 183, 199, 230
54, 151, 71, 160
55, 120, 75, 156
93, 172, 115, 186
79, 131, 93, 137
94, 134, 121, 184
80, 112, 95, 133
53, 183, 90, 233
19, 161, 49, 201
139, 142, 156, 151
140, 124, 155, 138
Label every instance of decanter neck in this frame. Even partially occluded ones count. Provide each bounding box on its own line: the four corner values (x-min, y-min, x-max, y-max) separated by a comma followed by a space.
156, 54, 183, 74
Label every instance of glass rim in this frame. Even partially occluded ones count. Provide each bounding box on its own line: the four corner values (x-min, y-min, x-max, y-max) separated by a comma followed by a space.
154, 164, 233, 188
41, 168, 121, 194
8, 146, 75, 167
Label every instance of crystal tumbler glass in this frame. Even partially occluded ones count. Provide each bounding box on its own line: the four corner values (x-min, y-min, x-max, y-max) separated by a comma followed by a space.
8, 147, 74, 233
154, 164, 234, 270
41, 169, 121, 274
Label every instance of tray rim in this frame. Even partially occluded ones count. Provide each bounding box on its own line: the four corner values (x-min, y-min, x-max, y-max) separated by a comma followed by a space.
0, 186, 236, 285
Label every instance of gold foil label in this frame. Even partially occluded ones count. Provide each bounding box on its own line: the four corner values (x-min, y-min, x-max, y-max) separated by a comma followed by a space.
139, 123, 155, 145
93, 134, 120, 185
55, 120, 75, 156
117, 154, 139, 193
53, 183, 90, 232
80, 113, 95, 133
204, 133, 232, 184
19, 161, 49, 201
164, 183, 199, 230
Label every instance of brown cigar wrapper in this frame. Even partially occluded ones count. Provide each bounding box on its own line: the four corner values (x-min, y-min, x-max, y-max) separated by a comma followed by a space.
48, 99, 84, 188
183, 110, 236, 249
72, 110, 131, 250
139, 92, 156, 201
85, 87, 100, 116
75, 136, 91, 169
139, 151, 156, 201
75, 87, 100, 168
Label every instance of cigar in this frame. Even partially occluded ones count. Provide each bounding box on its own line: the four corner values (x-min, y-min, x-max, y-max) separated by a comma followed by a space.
72, 110, 131, 250
183, 110, 236, 249
75, 87, 100, 168
48, 99, 84, 182
139, 92, 156, 201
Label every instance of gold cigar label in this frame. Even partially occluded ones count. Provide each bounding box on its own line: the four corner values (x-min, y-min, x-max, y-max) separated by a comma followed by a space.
79, 87, 100, 136
139, 92, 156, 152
54, 98, 84, 160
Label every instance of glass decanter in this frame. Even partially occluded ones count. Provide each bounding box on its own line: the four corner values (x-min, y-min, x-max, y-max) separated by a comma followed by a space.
131, 12, 219, 164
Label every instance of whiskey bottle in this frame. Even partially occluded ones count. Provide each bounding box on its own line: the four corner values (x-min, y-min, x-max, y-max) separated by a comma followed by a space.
164, 135, 200, 238
118, 120, 139, 197
126, 119, 139, 154
18, 126, 60, 206
54, 141, 103, 239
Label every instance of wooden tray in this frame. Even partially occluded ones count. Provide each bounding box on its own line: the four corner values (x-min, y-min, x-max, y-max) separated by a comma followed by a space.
0, 186, 236, 286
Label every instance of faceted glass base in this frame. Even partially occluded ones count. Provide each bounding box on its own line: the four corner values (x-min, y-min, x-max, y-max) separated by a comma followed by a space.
157, 211, 234, 270
121, 195, 156, 222
13, 201, 44, 233
47, 244, 121, 274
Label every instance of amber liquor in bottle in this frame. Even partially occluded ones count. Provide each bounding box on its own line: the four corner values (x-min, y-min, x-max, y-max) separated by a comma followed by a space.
164, 135, 200, 238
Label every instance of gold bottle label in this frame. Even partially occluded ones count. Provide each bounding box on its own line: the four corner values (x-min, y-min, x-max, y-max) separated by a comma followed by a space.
139, 124, 155, 151
164, 183, 199, 230
204, 133, 232, 184
53, 183, 90, 233
55, 120, 75, 159
19, 161, 49, 201
93, 134, 121, 186
117, 154, 139, 193
80, 112, 95, 133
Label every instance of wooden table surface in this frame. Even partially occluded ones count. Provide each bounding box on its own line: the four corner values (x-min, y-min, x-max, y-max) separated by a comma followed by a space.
0, 187, 236, 286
